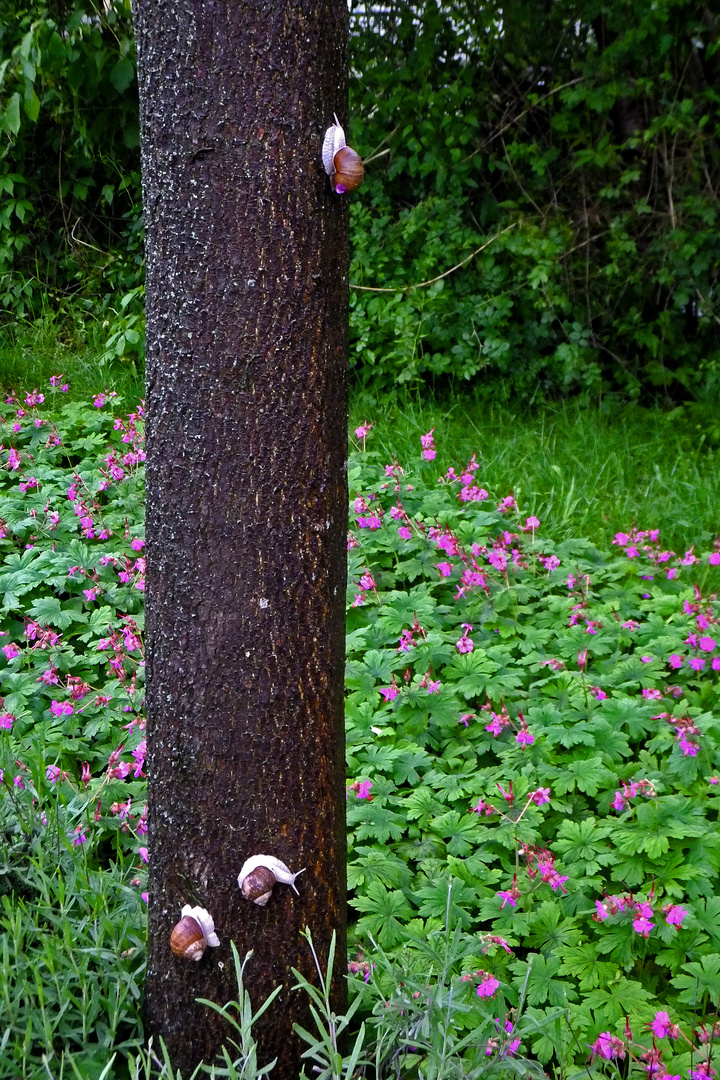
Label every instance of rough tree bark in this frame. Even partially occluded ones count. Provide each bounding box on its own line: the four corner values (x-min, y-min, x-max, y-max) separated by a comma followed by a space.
132, 1, 349, 1073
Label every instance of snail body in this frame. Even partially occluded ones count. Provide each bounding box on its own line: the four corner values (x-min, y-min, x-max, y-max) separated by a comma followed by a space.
170, 904, 220, 961
238, 854, 305, 906
322, 116, 364, 194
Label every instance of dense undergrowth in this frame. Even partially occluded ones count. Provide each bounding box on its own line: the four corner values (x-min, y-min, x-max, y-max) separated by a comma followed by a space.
1, 0, 718, 400
0, 382, 719, 1078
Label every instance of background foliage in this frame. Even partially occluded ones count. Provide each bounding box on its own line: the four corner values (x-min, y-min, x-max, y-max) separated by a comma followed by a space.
0, 0, 717, 400
0, 0, 142, 342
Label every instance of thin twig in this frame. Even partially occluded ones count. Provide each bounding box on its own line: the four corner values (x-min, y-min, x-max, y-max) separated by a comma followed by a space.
462, 77, 585, 161
71, 218, 107, 254
350, 223, 516, 293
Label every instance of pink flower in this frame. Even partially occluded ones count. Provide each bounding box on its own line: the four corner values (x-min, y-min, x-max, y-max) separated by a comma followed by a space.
2, 643, 20, 660
435, 562, 453, 577
678, 735, 699, 757
354, 421, 373, 439
530, 788, 551, 806
459, 485, 488, 501
595, 900, 610, 920
525, 516, 540, 530
398, 526, 411, 540
456, 631, 474, 653
699, 637, 717, 652
426, 680, 442, 694
379, 685, 399, 702
497, 890, 517, 909
651, 1012, 673, 1039
668, 654, 683, 669
667, 568, 679, 579
515, 729, 534, 747
477, 975, 500, 998
0, 713, 14, 731
547, 872, 567, 893
83, 587, 99, 601
591, 687, 607, 700
50, 700, 74, 717
632, 915, 654, 938
542, 555, 560, 571
46, 765, 62, 782
488, 550, 507, 572
502, 1039, 521, 1059
664, 904, 687, 927
642, 688, 663, 700
108, 762, 131, 780
688, 657, 706, 671
612, 791, 626, 812
356, 780, 373, 799
709, 553, 720, 565
138, 847, 149, 863
420, 430, 436, 460
591, 1033, 625, 1061
437, 533, 460, 557
689, 1065, 716, 1080
130, 537, 145, 551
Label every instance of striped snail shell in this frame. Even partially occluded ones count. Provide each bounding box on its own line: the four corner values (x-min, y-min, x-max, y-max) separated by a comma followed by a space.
238, 854, 306, 906
170, 904, 220, 961
322, 115, 364, 194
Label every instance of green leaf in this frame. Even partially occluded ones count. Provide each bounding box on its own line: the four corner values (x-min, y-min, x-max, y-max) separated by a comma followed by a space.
4, 93, 21, 135
23, 89, 40, 123
110, 58, 135, 93
671, 954, 720, 1006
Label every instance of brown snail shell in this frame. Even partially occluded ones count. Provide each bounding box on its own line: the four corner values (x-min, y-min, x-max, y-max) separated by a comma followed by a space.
170, 904, 220, 961
170, 915, 206, 961
332, 146, 364, 194
322, 116, 364, 195
240, 865, 277, 906
237, 854, 306, 906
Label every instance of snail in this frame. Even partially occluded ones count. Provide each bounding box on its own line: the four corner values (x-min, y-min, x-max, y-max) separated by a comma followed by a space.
170, 904, 220, 961
322, 115, 364, 194
237, 854, 306, 906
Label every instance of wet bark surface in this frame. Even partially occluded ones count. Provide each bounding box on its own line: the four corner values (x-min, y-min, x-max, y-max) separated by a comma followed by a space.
132, 0, 349, 1072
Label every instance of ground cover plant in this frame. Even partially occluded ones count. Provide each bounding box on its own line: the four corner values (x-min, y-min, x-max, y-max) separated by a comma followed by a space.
0, 383, 719, 1076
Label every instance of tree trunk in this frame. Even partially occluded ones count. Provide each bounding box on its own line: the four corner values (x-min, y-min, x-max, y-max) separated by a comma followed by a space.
132, 1, 349, 1073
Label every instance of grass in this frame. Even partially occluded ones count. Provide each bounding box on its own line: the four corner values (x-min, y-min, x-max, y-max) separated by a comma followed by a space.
0, 312, 143, 404
0, 315, 717, 557
350, 390, 720, 557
